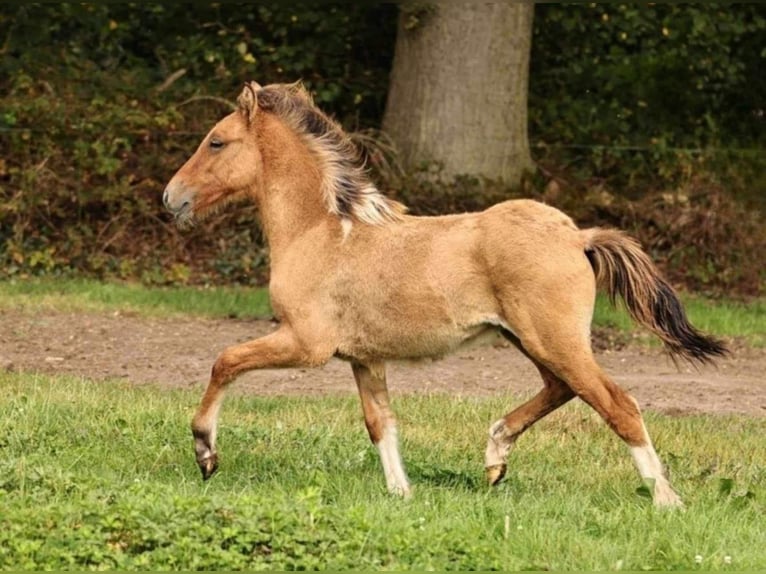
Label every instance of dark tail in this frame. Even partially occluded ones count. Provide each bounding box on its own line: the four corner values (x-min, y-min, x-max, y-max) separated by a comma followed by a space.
583, 228, 728, 364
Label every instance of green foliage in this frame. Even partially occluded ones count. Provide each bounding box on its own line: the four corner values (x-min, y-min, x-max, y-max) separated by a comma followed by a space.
0, 4, 763, 294
1, 372, 765, 569
529, 3, 766, 188
1, 3, 397, 122
0, 3, 396, 284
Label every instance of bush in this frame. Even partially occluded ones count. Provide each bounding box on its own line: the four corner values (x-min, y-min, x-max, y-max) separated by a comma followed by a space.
0, 3, 396, 284
529, 4, 766, 184
0, 3, 763, 295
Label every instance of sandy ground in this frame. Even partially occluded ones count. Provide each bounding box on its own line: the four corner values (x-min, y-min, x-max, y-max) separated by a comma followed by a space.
0, 308, 764, 416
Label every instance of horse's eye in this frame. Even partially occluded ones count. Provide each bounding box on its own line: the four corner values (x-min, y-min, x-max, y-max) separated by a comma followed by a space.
209, 138, 225, 150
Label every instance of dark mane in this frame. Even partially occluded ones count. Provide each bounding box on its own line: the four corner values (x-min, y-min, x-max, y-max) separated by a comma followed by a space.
256, 83, 406, 227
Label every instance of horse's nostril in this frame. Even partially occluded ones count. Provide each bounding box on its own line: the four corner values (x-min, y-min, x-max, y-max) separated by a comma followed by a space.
162, 187, 193, 214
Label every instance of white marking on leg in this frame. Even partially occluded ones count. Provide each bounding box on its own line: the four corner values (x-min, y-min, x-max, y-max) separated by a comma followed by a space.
206, 400, 222, 450
485, 418, 514, 468
194, 398, 222, 461
630, 444, 683, 508
376, 426, 410, 497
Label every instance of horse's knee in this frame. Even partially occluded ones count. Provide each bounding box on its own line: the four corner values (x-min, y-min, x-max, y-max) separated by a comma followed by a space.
211, 351, 238, 385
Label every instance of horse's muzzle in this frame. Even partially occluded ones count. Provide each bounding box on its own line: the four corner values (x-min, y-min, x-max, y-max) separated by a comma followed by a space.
163, 181, 195, 224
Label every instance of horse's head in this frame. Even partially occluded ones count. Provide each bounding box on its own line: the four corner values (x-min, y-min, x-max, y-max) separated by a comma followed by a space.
163, 82, 263, 228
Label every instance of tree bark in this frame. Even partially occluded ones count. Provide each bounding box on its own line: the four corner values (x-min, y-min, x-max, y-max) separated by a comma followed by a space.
383, 2, 535, 185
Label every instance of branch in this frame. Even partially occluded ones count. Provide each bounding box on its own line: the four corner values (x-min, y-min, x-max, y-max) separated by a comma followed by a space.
177, 95, 236, 110
155, 68, 187, 93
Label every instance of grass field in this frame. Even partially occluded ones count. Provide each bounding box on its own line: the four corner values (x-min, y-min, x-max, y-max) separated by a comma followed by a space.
1, 279, 765, 569
1, 372, 764, 570
0, 278, 272, 319
1, 278, 764, 345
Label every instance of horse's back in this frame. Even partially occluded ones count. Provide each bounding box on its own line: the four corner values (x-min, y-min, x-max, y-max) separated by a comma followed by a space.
480, 199, 580, 239
477, 199, 587, 267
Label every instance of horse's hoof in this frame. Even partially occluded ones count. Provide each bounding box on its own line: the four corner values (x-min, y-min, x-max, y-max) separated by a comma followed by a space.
389, 484, 412, 499
198, 454, 219, 481
486, 464, 507, 486
653, 486, 685, 509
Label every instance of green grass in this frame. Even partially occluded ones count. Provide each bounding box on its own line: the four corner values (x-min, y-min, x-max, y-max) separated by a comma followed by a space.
1, 278, 764, 345
0, 278, 271, 319
1, 372, 764, 570
592, 293, 766, 346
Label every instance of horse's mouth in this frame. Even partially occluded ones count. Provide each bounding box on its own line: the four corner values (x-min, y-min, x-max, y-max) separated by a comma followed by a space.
173, 206, 196, 230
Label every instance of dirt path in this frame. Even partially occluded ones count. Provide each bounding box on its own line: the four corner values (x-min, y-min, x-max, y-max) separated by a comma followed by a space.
1, 309, 764, 416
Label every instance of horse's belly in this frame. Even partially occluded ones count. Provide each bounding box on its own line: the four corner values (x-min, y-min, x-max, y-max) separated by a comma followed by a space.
338, 320, 502, 362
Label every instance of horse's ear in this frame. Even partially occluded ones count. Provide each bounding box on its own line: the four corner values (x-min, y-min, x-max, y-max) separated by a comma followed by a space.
237, 81, 262, 124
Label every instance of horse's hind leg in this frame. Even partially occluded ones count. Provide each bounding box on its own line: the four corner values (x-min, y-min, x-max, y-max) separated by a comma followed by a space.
351, 360, 410, 497
485, 363, 575, 484
521, 328, 682, 507
558, 355, 683, 507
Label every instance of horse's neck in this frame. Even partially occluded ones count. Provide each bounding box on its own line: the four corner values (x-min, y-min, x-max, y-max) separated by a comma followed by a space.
255, 118, 339, 261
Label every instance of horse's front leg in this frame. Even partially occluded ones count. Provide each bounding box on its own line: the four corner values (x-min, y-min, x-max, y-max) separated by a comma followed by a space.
351, 360, 411, 497
191, 327, 318, 480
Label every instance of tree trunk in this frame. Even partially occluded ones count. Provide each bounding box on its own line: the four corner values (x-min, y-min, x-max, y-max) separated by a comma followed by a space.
382, 2, 535, 185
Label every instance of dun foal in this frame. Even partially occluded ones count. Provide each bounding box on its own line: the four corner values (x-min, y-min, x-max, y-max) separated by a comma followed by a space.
164, 82, 726, 507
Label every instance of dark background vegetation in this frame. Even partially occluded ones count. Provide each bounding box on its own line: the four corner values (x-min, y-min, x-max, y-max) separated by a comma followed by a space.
1, 3, 764, 295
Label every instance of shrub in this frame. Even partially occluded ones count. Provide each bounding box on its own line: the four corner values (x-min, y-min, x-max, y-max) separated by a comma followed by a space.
0, 4, 763, 295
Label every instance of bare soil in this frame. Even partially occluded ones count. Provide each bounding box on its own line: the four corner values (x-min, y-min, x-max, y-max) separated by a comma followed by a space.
1, 309, 764, 416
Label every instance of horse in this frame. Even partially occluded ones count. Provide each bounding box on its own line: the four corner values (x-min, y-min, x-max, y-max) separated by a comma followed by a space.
163, 81, 727, 507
